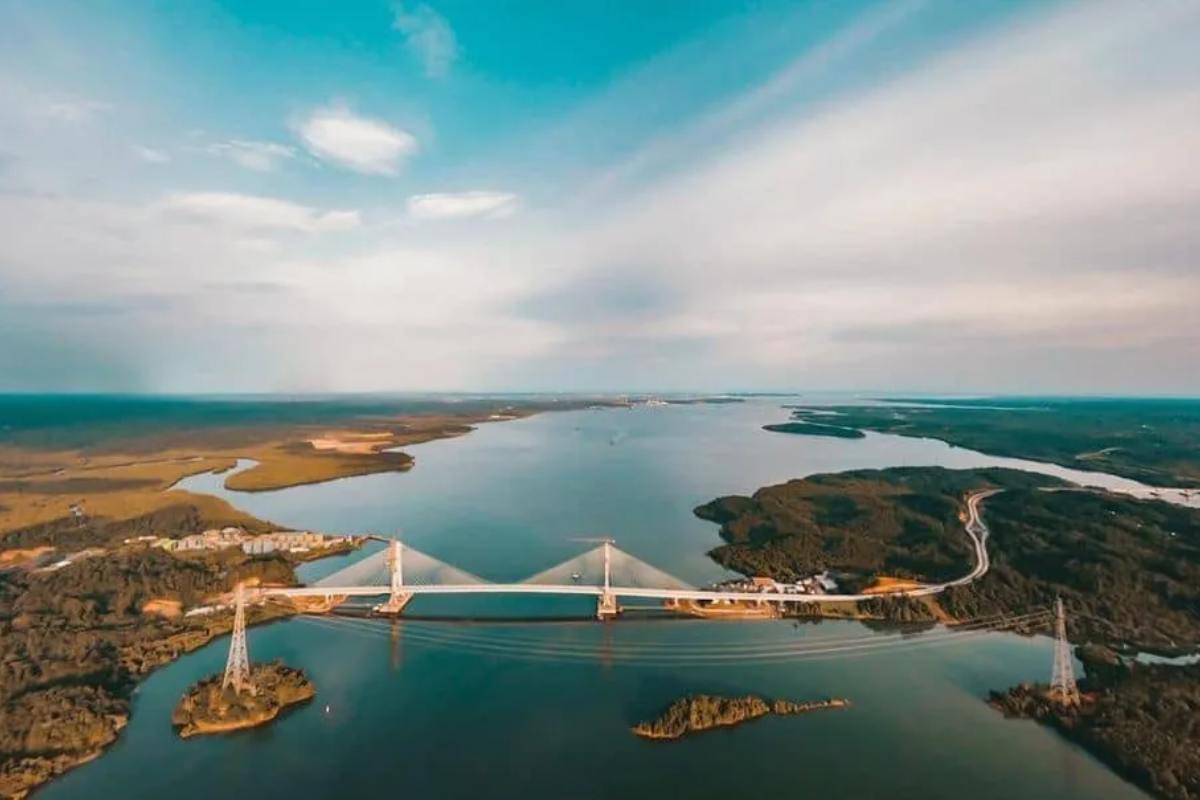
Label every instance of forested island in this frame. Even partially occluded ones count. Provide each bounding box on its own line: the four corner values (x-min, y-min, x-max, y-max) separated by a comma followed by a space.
783, 397, 1200, 487
990, 647, 1200, 800
762, 421, 866, 439
173, 662, 315, 738
632, 694, 850, 740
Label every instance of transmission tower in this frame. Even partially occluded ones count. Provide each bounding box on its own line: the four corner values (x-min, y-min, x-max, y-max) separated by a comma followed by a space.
1048, 596, 1079, 707
222, 582, 255, 695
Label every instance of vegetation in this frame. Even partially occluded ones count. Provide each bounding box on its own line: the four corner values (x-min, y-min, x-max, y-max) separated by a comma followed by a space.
695, 468, 1200, 651
695, 467, 1062, 589
632, 694, 850, 740
990, 649, 1200, 800
173, 662, 315, 738
787, 397, 1200, 487
940, 487, 1200, 653
763, 421, 866, 439
0, 505, 298, 800
0, 396, 606, 533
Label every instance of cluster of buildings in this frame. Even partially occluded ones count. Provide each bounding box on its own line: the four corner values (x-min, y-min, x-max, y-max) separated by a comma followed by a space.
124, 527, 352, 555
712, 572, 840, 595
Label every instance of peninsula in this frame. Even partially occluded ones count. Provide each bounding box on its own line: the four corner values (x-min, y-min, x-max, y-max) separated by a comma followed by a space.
989, 647, 1200, 800
762, 421, 865, 439
173, 662, 315, 738
693, 466, 1200, 651
632, 694, 850, 740
782, 397, 1200, 488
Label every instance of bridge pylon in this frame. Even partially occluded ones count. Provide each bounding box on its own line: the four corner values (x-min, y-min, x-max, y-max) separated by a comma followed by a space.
374, 537, 414, 615
597, 539, 620, 620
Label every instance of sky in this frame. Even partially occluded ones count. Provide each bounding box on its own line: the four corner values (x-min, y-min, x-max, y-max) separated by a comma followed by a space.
1, 0, 1198, 394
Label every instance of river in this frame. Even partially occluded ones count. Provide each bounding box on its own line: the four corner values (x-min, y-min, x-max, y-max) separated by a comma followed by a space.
38, 400, 1160, 800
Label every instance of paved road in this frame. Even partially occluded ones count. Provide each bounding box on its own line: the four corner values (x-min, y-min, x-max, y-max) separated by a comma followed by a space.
265, 490, 1002, 605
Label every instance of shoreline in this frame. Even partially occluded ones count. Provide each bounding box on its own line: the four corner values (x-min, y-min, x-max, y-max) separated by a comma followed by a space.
0, 405, 572, 800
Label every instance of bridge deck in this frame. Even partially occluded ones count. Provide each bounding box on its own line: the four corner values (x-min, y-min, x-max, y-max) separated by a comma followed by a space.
263, 583, 940, 603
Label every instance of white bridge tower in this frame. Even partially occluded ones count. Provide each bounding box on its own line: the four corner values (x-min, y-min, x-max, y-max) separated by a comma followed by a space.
597, 539, 619, 620
375, 537, 414, 614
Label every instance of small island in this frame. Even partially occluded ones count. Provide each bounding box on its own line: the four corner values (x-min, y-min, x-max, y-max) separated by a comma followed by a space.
172, 661, 315, 739
763, 421, 866, 439
632, 694, 850, 740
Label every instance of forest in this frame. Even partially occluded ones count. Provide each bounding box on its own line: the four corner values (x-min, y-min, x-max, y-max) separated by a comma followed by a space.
786, 397, 1200, 487
695, 466, 1063, 589
0, 504, 298, 799
695, 467, 1200, 651
991, 648, 1200, 800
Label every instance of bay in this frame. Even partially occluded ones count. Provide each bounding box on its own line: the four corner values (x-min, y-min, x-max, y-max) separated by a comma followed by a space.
38, 400, 1157, 800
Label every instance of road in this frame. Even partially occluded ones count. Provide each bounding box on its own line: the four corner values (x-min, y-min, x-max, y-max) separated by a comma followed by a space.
264, 489, 1002, 605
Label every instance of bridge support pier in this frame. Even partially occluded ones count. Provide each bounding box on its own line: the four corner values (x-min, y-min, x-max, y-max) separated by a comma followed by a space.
375, 592, 414, 615
373, 538, 413, 615
597, 591, 619, 620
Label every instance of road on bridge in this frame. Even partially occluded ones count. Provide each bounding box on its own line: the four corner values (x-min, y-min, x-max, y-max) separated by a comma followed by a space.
261, 489, 1003, 606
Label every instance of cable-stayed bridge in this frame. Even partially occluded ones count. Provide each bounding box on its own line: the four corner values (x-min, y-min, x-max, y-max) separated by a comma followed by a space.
262, 537, 957, 619
261, 489, 998, 617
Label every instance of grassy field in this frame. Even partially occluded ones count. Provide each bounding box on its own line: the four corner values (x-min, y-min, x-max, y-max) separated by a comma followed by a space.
0, 397, 559, 536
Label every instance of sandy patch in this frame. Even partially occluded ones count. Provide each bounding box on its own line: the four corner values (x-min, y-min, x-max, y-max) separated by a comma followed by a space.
0, 546, 55, 567
142, 599, 183, 618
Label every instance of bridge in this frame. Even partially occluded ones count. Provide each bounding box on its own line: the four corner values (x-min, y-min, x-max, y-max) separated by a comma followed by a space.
259, 490, 997, 617
218, 488, 1082, 712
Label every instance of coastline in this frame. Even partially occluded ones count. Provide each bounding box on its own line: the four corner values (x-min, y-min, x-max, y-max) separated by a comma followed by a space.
0, 406, 554, 800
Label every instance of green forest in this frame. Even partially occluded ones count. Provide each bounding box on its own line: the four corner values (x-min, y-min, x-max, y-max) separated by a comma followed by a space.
695, 467, 1063, 588
991, 648, 1200, 800
0, 504, 297, 799
786, 397, 1200, 487
695, 467, 1200, 652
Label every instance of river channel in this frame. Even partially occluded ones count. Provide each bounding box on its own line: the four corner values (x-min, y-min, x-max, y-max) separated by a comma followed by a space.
37, 400, 1164, 800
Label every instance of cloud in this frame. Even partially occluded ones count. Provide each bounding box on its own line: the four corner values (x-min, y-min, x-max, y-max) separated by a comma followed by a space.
408, 191, 518, 220
36, 98, 112, 123
206, 140, 296, 172
392, 3, 459, 78
2, 0, 1200, 393
133, 145, 170, 164
159, 192, 361, 232
294, 105, 418, 175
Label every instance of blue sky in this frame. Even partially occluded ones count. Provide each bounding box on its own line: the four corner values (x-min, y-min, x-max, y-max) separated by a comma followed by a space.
1, 0, 1198, 393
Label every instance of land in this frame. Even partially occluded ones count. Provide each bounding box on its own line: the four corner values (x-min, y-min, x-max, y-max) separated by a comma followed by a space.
172, 662, 315, 738
784, 397, 1200, 488
695, 467, 1200, 651
632, 694, 850, 740
0, 395, 611, 798
762, 421, 866, 439
0, 395, 608, 534
990, 647, 1200, 800
0, 503, 302, 799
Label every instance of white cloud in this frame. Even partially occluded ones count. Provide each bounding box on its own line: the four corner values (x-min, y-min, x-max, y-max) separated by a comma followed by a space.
206, 140, 297, 172
133, 145, 170, 164
392, 3, 459, 78
408, 191, 518, 220
37, 98, 112, 123
294, 105, 418, 175
160, 192, 361, 233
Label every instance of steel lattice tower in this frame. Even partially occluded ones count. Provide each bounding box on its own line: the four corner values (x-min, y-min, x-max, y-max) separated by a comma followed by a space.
222, 582, 254, 695
1049, 596, 1080, 707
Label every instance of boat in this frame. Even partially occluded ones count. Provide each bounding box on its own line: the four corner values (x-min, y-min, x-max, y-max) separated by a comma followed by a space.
571, 572, 582, 582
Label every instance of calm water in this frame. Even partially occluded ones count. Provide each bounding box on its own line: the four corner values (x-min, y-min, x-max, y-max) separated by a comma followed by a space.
40, 401, 1153, 800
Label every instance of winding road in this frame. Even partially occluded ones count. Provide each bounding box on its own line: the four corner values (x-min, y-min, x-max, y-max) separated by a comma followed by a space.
266, 489, 1002, 605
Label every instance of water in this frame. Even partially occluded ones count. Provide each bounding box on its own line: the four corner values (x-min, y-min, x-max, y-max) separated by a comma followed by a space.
40, 401, 1154, 800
